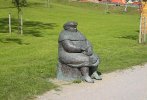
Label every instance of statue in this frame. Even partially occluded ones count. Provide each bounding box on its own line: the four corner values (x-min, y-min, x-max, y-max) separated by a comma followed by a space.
57, 21, 102, 83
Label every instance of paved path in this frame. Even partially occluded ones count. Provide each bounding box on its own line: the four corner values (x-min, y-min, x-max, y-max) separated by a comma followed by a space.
36, 64, 147, 100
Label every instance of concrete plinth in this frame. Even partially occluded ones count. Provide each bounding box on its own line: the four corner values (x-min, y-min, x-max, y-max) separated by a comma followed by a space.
57, 62, 82, 81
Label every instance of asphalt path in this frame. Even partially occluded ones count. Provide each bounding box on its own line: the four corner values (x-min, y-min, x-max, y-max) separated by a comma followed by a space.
36, 64, 147, 100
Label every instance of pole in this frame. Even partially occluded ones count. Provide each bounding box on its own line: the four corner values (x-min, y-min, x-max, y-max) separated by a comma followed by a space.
105, 1, 109, 13
124, 4, 128, 12
46, 0, 50, 7
47, 0, 48, 7
9, 13, 11, 34
139, 15, 142, 43
144, 17, 146, 42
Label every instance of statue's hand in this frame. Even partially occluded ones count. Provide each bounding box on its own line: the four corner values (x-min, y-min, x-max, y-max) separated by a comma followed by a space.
86, 51, 92, 56
82, 51, 87, 55
81, 45, 87, 51
82, 49, 92, 56
84, 47, 93, 56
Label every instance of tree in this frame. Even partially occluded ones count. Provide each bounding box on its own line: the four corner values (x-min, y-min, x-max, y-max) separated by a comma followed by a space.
12, 0, 27, 34
12, 0, 27, 6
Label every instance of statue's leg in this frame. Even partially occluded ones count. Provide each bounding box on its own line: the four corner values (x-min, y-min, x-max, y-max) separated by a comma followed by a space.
60, 53, 90, 68
80, 67, 94, 83
90, 66, 102, 80
89, 54, 102, 80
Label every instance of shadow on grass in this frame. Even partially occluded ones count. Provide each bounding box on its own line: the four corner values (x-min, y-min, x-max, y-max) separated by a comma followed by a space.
0, 18, 57, 37
116, 31, 138, 40
117, 35, 138, 40
0, 37, 30, 45
0, 6, 15, 9
28, 2, 45, 7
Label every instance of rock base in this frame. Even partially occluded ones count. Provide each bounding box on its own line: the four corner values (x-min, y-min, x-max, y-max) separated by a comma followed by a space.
57, 62, 82, 81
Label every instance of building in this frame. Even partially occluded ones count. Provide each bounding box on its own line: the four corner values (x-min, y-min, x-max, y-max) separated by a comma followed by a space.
80, 0, 126, 4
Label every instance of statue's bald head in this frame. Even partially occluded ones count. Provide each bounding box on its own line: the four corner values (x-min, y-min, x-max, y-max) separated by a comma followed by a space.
63, 21, 78, 32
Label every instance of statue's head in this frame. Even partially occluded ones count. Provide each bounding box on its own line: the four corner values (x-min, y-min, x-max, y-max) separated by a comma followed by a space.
63, 21, 78, 32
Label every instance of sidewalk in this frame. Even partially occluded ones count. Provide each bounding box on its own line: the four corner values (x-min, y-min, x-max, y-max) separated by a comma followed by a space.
36, 64, 147, 100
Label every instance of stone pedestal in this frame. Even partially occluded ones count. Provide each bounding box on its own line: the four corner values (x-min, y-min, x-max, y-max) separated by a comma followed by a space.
57, 62, 82, 81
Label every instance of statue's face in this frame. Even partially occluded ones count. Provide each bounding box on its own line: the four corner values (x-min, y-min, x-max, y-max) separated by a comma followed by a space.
63, 22, 78, 32
68, 25, 77, 32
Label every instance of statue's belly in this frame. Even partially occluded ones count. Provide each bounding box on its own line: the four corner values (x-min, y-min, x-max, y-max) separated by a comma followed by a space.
72, 41, 87, 48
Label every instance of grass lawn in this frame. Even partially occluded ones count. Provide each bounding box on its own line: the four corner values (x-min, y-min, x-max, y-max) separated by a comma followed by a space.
0, 0, 147, 100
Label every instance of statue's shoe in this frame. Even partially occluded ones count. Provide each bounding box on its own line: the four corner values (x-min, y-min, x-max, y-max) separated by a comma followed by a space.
84, 76, 94, 83
91, 72, 102, 80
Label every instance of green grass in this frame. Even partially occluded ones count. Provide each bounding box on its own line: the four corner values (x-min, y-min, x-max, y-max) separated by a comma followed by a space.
0, 0, 146, 100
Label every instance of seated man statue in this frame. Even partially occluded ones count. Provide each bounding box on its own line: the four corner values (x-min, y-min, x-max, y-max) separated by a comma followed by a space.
57, 21, 102, 83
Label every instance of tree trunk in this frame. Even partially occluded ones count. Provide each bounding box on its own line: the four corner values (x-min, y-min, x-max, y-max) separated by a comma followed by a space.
17, 7, 23, 34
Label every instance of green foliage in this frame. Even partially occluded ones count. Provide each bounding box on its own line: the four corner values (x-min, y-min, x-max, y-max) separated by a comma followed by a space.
73, 80, 82, 83
12, 0, 28, 7
0, 0, 143, 100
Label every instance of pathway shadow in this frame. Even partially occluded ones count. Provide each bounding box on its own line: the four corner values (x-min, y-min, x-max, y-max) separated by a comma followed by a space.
0, 18, 57, 37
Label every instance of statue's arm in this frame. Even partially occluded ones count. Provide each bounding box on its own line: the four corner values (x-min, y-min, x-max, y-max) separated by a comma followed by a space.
86, 40, 92, 49
84, 40, 93, 56
62, 40, 82, 53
